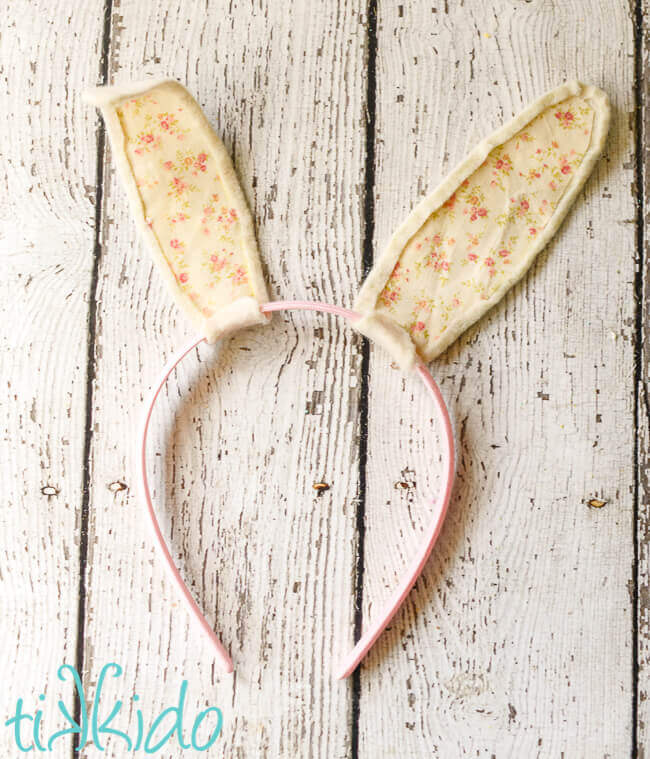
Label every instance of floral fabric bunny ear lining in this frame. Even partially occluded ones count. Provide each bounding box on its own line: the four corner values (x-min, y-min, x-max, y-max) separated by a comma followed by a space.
87, 79, 609, 679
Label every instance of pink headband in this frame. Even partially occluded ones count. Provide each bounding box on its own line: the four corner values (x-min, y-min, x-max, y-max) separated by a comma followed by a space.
88, 78, 609, 679
140, 301, 455, 679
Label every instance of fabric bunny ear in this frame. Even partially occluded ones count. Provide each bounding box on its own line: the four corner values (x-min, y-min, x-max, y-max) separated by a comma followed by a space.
354, 81, 610, 371
86, 80, 270, 341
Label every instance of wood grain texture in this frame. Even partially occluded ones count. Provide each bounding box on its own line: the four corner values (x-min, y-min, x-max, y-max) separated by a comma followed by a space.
638, 1, 650, 754
81, 1, 367, 756
359, 1, 636, 756
0, 0, 105, 753
0, 1, 643, 756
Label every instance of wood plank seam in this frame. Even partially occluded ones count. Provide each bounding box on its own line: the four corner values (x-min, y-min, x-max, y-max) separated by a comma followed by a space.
635, 0, 646, 755
351, 2, 378, 756
72, 1, 114, 755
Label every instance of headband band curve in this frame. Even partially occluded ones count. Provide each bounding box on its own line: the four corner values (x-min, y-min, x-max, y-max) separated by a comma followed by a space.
139, 300, 455, 679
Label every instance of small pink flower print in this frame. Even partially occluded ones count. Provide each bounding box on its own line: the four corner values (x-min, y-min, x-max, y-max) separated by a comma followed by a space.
389, 262, 404, 281
441, 261, 449, 271
143, 133, 154, 144
549, 180, 557, 190
160, 119, 170, 130
552, 140, 559, 149
495, 159, 505, 169
232, 266, 248, 285
170, 239, 181, 249
179, 272, 188, 283
489, 268, 496, 277
561, 164, 571, 174
164, 160, 173, 170
432, 234, 442, 246
229, 208, 238, 220
520, 199, 529, 211
468, 253, 478, 262
170, 177, 189, 196
414, 321, 425, 332
453, 298, 461, 307
210, 255, 227, 271
555, 110, 575, 128
444, 193, 457, 209
529, 227, 537, 236
193, 152, 208, 173
469, 195, 479, 205
498, 249, 509, 258
467, 204, 485, 222
448, 237, 456, 245
485, 257, 495, 267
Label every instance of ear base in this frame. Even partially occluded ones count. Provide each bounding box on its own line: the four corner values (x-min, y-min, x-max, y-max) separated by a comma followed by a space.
353, 81, 610, 370
87, 79, 270, 340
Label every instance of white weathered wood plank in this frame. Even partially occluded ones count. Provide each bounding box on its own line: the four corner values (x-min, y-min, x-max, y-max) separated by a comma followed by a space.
82, 1, 367, 756
0, 0, 105, 753
359, 1, 635, 756
638, 1, 650, 753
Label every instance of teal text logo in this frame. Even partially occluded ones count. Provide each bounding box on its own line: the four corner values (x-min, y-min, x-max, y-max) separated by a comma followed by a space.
5, 663, 223, 753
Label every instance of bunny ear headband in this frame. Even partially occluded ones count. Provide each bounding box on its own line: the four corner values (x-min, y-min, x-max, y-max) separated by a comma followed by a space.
86, 79, 609, 679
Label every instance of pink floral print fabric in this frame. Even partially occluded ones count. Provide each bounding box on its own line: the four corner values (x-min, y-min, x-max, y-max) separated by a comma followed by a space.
374, 95, 596, 354
115, 84, 253, 320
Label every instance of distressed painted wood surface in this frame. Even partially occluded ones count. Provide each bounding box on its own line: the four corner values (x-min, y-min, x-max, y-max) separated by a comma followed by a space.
360, 1, 636, 757
0, 1, 106, 754
0, 0, 644, 757
82, 2, 366, 757
638, 1, 650, 754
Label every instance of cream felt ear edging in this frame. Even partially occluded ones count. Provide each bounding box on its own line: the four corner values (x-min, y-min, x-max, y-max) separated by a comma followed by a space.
353, 81, 610, 371
85, 79, 270, 342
